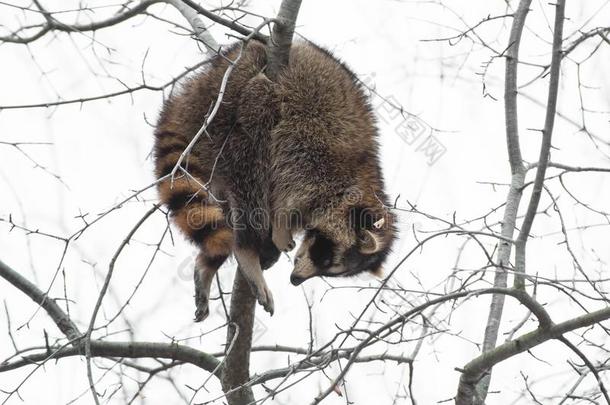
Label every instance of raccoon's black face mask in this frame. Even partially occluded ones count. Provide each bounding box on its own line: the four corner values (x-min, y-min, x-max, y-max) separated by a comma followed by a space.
290, 209, 391, 286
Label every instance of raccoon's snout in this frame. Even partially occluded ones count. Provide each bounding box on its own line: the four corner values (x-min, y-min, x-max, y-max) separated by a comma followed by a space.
291, 254, 315, 285
290, 273, 306, 286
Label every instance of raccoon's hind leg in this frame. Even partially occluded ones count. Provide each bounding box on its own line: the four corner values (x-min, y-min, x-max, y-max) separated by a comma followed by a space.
157, 171, 233, 322
233, 246, 274, 315
194, 251, 229, 322
227, 71, 280, 315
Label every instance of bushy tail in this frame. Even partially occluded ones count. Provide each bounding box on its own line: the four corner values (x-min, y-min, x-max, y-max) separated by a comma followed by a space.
154, 129, 233, 259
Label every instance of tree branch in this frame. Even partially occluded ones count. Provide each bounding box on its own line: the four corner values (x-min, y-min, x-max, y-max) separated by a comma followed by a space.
475, 0, 532, 402
311, 287, 553, 404
165, 0, 219, 52
265, 0, 303, 80
455, 303, 610, 405
83, 205, 158, 405
0, 60, 211, 111
180, 0, 268, 42
0, 259, 221, 382
0, 340, 220, 376
558, 336, 610, 404
514, 0, 566, 289
0, 0, 164, 44
217, 2, 302, 404
220, 269, 257, 404
0, 259, 80, 342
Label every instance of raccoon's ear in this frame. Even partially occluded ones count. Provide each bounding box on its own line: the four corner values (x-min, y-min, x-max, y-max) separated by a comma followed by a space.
359, 229, 384, 254
349, 206, 387, 254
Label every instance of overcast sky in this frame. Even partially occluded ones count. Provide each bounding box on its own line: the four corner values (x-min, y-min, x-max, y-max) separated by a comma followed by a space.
1, 1, 609, 404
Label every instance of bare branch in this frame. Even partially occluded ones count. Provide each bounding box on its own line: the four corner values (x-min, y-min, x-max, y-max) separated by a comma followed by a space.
0, 60, 210, 110
311, 287, 553, 404
456, 303, 610, 405
180, 0, 268, 42
0, 341, 220, 376
0, 259, 80, 342
514, 0, 566, 289
474, 0, 533, 401
0, 0, 163, 44
558, 336, 610, 404
220, 270, 257, 404
0, 259, 221, 383
169, 18, 272, 184
563, 26, 610, 57
265, 0, 303, 80
165, 0, 219, 52
83, 205, 159, 405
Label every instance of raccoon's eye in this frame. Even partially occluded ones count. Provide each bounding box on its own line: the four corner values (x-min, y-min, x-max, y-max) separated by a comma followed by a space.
309, 232, 335, 269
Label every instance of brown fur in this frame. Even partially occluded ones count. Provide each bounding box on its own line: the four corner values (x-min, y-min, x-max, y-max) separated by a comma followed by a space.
154, 40, 396, 320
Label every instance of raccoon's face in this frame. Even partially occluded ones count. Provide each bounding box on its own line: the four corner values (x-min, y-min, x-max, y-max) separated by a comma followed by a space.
289, 207, 393, 286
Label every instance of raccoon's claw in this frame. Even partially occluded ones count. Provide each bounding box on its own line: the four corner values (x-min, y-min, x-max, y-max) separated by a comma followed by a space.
256, 284, 275, 316
285, 239, 296, 251
194, 284, 209, 322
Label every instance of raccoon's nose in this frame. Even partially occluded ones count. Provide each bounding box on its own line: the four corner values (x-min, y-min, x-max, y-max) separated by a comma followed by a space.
290, 274, 305, 286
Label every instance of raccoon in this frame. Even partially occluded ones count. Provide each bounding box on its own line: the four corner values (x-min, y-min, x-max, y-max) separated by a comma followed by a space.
154, 40, 396, 321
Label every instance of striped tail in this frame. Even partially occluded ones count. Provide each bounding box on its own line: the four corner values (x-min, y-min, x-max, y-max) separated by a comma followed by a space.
154, 129, 233, 260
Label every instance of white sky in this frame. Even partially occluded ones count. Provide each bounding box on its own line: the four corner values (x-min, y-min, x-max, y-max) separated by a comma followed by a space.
1, 0, 609, 404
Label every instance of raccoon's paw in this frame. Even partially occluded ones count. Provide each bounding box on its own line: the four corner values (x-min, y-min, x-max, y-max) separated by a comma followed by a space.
259, 239, 281, 270
194, 286, 210, 322
255, 283, 275, 316
194, 300, 210, 322
272, 228, 295, 252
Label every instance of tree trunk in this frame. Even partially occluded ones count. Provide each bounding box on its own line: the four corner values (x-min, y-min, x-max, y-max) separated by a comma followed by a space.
221, 268, 257, 404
